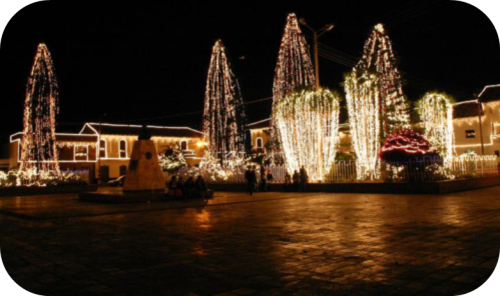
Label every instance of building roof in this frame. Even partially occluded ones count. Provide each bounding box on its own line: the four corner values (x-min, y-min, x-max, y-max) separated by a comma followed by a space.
81, 123, 204, 138
452, 100, 484, 119
247, 118, 271, 130
10, 132, 98, 143
478, 84, 500, 103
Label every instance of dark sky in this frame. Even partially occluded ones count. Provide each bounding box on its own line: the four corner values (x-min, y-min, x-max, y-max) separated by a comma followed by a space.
1, 0, 499, 143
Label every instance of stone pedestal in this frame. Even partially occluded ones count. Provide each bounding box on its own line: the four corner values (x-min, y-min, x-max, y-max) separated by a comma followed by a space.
123, 140, 166, 192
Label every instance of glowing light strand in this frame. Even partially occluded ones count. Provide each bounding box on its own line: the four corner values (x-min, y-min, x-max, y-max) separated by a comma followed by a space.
270, 13, 316, 163
275, 89, 340, 181
417, 93, 455, 165
19, 43, 60, 174
356, 24, 410, 136
202, 40, 247, 163
345, 70, 382, 180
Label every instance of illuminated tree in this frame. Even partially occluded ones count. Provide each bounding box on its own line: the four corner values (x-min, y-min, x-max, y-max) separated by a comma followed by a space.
275, 89, 340, 181
417, 92, 455, 164
270, 13, 316, 162
202, 40, 247, 164
380, 129, 438, 163
356, 24, 410, 136
19, 43, 60, 173
345, 70, 382, 180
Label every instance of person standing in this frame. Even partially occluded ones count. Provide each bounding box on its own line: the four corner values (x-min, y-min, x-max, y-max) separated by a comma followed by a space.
245, 166, 257, 196
292, 170, 300, 192
300, 166, 309, 192
284, 172, 291, 192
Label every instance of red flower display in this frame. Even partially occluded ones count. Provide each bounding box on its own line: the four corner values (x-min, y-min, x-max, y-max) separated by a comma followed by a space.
380, 129, 439, 163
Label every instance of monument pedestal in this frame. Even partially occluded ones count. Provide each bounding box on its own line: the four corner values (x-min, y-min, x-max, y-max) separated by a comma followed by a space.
123, 140, 166, 192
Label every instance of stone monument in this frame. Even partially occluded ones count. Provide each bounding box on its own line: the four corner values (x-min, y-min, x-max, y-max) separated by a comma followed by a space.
123, 125, 166, 192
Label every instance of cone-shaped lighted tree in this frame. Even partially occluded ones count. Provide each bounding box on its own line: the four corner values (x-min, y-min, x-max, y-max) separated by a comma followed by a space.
417, 92, 455, 164
356, 24, 410, 136
345, 24, 410, 180
270, 13, 317, 163
345, 70, 383, 180
202, 40, 247, 165
19, 43, 60, 173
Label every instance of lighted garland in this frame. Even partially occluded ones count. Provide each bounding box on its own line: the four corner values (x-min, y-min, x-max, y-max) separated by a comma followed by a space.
417, 93, 455, 164
202, 40, 247, 164
345, 70, 382, 180
275, 88, 340, 181
356, 24, 410, 136
19, 43, 60, 174
270, 13, 316, 163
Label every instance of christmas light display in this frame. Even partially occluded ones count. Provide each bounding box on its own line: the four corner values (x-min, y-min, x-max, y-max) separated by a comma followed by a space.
356, 24, 410, 136
270, 13, 316, 162
159, 145, 188, 172
274, 89, 340, 181
202, 40, 247, 164
417, 93, 455, 164
19, 43, 60, 174
380, 129, 438, 163
345, 70, 382, 180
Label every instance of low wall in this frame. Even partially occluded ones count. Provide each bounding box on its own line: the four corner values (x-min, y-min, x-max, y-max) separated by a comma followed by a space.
0, 185, 98, 197
208, 176, 500, 195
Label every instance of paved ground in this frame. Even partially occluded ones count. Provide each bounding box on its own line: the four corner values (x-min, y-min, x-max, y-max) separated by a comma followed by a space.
1, 187, 500, 296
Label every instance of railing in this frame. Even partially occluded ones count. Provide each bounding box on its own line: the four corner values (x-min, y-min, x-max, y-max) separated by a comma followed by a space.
325, 161, 357, 183
3, 170, 89, 187
386, 156, 499, 182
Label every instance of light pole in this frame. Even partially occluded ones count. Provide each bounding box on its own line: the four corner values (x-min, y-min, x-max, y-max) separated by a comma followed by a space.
299, 18, 334, 91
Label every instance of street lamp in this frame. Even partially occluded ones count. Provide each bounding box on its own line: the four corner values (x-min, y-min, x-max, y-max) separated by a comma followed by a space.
299, 18, 335, 90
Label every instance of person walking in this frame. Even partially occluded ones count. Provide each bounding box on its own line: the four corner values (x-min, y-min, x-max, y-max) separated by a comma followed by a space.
300, 166, 309, 192
245, 166, 257, 196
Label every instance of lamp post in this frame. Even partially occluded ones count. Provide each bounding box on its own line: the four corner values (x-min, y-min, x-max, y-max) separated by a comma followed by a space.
299, 18, 334, 91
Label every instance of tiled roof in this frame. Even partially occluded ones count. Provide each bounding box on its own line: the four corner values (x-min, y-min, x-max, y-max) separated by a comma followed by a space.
478, 85, 500, 103
247, 119, 271, 130
84, 123, 204, 138
453, 101, 483, 119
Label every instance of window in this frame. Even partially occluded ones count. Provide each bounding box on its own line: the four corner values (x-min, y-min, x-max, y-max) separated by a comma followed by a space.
495, 151, 500, 157
99, 139, 107, 158
256, 138, 263, 149
119, 140, 127, 158
465, 130, 476, 138
75, 145, 88, 161
181, 141, 188, 151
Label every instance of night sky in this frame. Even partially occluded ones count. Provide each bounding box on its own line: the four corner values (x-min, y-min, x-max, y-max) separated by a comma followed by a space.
1, 0, 499, 143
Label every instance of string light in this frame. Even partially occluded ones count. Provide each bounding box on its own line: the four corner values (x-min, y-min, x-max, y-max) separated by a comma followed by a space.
417, 92, 455, 164
202, 40, 247, 164
19, 43, 60, 174
275, 89, 340, 181
345, 70, 382, 180
356, 24, 410, 136
270, 13, 316, 163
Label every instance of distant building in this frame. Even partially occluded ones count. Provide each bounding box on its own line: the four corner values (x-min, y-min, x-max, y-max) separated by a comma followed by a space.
452, 85, 500, 156
9, 123, 205, 181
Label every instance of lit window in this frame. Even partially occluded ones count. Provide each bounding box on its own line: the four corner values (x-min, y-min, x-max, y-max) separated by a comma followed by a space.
465, 130, 476, 138
256, 138, 263, 148
119, 140, 127, 158
99, 139, 106, 158
75, 145, 88, 161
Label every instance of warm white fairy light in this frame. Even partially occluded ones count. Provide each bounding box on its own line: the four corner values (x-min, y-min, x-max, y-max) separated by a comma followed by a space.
356, 24, 410, 136
418, 93, 455, 164
202, 40, 247, 163
19, 43, 60, 174
270, 13, 316, 161
275, 89, 340, 181
345, 70, 382, 180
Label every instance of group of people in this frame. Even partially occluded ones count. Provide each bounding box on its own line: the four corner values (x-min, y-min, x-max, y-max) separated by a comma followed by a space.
284, 166, 309, 192
167, 175, 209, 199
244, 165, 274, 196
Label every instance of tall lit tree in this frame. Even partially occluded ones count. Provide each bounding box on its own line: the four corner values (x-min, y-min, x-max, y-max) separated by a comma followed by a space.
270, 13, 316, 162
19, 43, 60, 173
202, 40, 247, 164
356, 24, 410, 136
417, 92, 455, 164
345, 70, 382, 180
